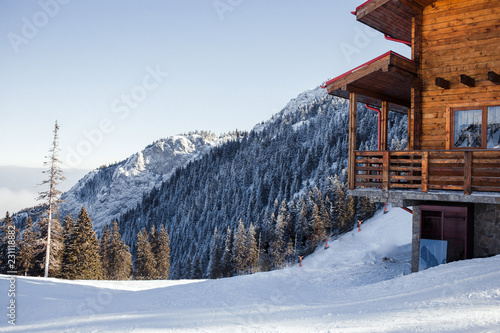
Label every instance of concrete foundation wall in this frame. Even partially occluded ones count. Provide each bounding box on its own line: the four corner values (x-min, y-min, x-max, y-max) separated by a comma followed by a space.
474, 204, 500, 258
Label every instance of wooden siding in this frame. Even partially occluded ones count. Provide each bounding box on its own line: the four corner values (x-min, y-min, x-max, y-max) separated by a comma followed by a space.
418, 0, 500, 151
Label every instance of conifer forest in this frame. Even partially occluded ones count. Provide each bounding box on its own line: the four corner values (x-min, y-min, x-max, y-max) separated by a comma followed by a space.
1, 90, 408, 280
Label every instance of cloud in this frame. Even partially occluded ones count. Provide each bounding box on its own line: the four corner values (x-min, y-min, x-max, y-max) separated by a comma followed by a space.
0, 188, 38, 217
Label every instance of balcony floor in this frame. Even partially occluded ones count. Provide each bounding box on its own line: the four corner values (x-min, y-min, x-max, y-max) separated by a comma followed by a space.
349, 188, 500, 207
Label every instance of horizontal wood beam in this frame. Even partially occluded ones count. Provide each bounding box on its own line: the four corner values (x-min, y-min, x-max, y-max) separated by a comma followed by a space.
435, 77, 450, 89
460, 74, 475, 87
488, 71, 500, 85
344, 84, 411, 108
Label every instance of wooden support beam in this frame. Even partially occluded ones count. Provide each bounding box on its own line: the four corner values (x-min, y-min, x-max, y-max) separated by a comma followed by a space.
348, 92, 357, 190
435, 77, 450, 89
460, 74, 475, 87
410, 14, 422, 151
464, 151, 472, 195
488, 71, 500, 85
382, 151, 390, 191
380, 101, 389, 151
421, 151, 429, 193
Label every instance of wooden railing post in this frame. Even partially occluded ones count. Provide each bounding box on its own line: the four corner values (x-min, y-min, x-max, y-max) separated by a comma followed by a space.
382, 151, 390, 191
348, 93, 357, 190
421, 151, 429, 192
464, 151, 472, 195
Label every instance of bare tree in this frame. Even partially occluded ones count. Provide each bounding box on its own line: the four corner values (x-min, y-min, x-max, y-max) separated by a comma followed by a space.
38, 121, 65, 278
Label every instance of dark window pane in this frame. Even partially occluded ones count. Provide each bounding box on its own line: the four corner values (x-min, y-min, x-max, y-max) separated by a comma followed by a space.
454, 109, 482, 148
487, 106, 500, 149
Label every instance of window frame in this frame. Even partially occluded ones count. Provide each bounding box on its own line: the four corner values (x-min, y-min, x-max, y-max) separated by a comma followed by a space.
450, 104, 500, 150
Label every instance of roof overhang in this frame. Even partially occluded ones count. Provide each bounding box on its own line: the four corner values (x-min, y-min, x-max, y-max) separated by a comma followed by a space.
323, 51, 417, 113
353, 0, 436, 44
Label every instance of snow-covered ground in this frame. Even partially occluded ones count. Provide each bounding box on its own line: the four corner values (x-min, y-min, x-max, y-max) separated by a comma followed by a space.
2, 206, 500, 332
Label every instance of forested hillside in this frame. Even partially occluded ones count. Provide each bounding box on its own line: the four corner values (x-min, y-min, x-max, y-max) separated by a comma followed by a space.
5, 87, 407, 279
116, 87, 408, 278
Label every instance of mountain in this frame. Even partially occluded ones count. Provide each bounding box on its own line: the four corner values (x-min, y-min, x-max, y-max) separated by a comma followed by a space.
115, 87, 408, 278
10, 86, 408, 278
58, 131, 237, 230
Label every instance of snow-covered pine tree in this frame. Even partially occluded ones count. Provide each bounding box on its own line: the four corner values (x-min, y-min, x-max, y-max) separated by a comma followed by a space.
247, 223, 259, 274
61, 215, 78, 279
309, 203, 326, 250
191, 255, 203, 279
221, 226, 234, 277
17, 216, 38, 276
99, 224, 110, 278
0, 212, 17, 274
270, 201, 293, 269
134, 229, 158, 280
208, 227, 223, 279
33, 215, 64, 277
68, 207, 103, 280
107, 221, 132, 280
233, 219, 248, 276
154, 225, 170, 279
38, 121, 65, 278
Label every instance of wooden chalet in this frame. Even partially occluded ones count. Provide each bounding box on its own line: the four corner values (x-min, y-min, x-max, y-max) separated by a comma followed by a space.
323, 0, 500, 272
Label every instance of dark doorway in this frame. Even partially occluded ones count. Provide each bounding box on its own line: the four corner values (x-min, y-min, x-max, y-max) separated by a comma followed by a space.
420, 205, 474, 263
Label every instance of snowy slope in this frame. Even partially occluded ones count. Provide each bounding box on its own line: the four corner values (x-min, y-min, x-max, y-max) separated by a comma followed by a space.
59, 132, 232, 230
2, 206, 500, 332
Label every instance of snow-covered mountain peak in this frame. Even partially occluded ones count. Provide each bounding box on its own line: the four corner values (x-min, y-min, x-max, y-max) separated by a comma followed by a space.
60, 132, 232, 230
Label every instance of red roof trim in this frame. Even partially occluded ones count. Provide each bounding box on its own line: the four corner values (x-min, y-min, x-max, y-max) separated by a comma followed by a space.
354, 0, 375, 14
321, 51, 414, 88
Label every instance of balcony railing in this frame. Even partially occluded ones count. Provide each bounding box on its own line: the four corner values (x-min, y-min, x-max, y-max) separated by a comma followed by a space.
351, 150, 500, 194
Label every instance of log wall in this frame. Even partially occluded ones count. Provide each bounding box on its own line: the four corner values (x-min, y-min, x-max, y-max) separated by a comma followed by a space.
419, 0, 500, 150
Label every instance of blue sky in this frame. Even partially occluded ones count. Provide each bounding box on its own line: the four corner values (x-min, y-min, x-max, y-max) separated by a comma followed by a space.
0, 0, 409, 213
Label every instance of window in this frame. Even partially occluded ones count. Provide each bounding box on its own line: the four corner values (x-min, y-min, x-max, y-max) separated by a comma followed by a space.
452, 105, 500, 149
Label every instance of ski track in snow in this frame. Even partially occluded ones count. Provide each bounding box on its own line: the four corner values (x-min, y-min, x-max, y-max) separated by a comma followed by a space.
2, 206, 500, 332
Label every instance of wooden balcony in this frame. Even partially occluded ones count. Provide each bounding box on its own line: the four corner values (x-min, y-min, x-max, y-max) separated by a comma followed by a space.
351, 150, 500, 195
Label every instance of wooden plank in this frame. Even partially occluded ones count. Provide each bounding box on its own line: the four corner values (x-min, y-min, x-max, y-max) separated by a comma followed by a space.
390, 166, 422, 172
464, 151, 472, 195
355, 174, 383, 180
355, 182, 383, 188
471, 186, 500, 192
428, 184, 463, 190
391, 175, 422, 181
390, 183, 422, 189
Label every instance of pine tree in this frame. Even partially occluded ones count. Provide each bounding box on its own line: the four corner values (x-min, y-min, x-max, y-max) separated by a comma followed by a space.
0, 212, 17, 274
247, 223, 259, 274
191, 255, 203, 279
99, 225, 111, 279
154, 225, 170, 279
233, 219, 248, 275
221, 226, 234, 277
38, 121, 65, 278
134, 229, 157, 280
107, 221, 132, 280
357, 196, 376, 221
208, 227, 223, 279
65, 207, 103, 280
295, 197, 309, 254
18, 217, 38, 276
33, 216, 64, 277
309, 204, 326, 250
270, 201, 293, 269
61, 215, 78, 279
